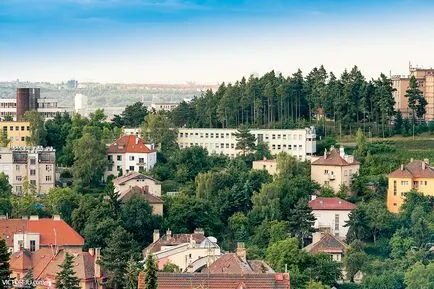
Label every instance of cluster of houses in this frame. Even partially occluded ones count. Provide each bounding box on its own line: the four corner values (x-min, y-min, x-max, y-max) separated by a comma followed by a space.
1, 121, 433, 288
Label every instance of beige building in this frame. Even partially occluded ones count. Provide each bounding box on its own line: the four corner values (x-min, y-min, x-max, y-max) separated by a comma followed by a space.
112, 172, 163, 216
311, 147, 360, 193
0, 147, 56, 195
252, 158, 278, 175
177, 127, 316, 160
392, 66, 434, 120
0, 121, 31, 148
144, 229, 221, 272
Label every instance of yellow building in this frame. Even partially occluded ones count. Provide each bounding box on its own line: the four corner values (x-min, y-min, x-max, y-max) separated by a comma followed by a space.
1, 121, 31, 148
387, 159, 434, 213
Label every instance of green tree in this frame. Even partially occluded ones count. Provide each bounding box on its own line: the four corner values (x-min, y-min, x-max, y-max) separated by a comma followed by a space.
162, 262, 180, 272
118, 102, 148, 128
124, 257, 141, 289
3, 115, 13, 121
44, 188, 81, 224
0, 239, 10, 289
344, 240, 367, 282
72, 132, 109, 188
23, 110, 47, 146
404, 262, 434, 289
305, 281, 330, 289
55, 252, 80, 289
23, 268, 35, 289
233, 125, 256, 155
0, 129, 9, 148
144, 254, 158, 289
0, 173, 12, 215
354, 128, 366, 158
394, 110, 403, 134
141, 113, 178, 154
288, 198, 316, 247
100, 226, 138, 289
405, 75, 427, 138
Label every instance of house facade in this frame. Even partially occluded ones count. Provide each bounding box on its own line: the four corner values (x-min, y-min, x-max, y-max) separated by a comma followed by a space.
308, 197, 356, 240
105, 135, 157, 180
311, 146, 360, 193
305, 232, 347, 262
387, 159, 434, 213
252, 158, 278, 175
0, 121, 31, 148
177, 127, 316, 160
0, 146, 56, 195
144, 229, 221, 272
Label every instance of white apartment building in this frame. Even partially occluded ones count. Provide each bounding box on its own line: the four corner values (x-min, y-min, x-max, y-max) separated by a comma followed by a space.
105, 135, 157, 180
0, 98, 73, 120
151, 101, 179, 112
177, 127, 316, 160
0, 146, 56, 195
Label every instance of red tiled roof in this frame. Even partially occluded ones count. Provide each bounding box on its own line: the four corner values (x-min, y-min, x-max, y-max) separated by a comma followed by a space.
304, 233, 347, 254
312, 149, 359, 166
138, 272, 290, 289
107, 135, 155, 154
389, 160, 434, 179
0, 218, 84, 248
120, 186, 163, 204
146, 232, 207, 254
308, 197, 356, 211
10, 250, 32, 272
205, 253, 274, 275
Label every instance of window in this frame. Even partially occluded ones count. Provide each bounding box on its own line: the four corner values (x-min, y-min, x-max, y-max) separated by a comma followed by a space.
210, 133, 214, 138
16, 186, 22, 194
30, 240, 36, 252
9, 126, 13, 131
393, 180, 397, 196
18, 240, 23, 249
108, 155, 113, 161
30, 158, 36, 165
272, 134, 276, 140
272, 144, 276, 149
200, 133, 203, 138
226, 143, 229, 148
46, 176, 52, 182
16, 176, 22, 181
16, 165, 20, 171
344, 170, 348, 176
325, 181, 329, 185
324, 170, 329, 175
139, 157, 144, 163
139, 166, 144, 171
277, 134, 281, 139
117, 155, 122, 161
221, 133, 224, 138
283, 134, 286, 140
26, 126, 30, 131
30, 180, 36, 186
21, 137, 24, 141
425, 181, 428, 185
215, 143, 219, 148
21, 126, 24, 131
108, 165, 113, 171
129, 156, 135, 161
401, 181, 408, 185
334, 214, 340, 231
30, 169, 36, 176
117, 166, 121, 171
205, 133, 209, 138
231, 143, 235, 149
129, 166, 134, 171
180, 133, 184, 137
15, 126, 19, 131
216, 134, 219, 139
277, 145, 281, 150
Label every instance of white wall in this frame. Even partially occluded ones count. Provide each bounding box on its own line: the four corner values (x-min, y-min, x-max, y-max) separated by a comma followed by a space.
312, 209, 352, 239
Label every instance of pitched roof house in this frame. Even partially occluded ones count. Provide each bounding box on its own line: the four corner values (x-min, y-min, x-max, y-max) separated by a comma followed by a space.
387, 159, 434, 213
304, 232, 348, 262
0, 215, 84, 253
104, 135, 157, 180
311, 147, 360, 193
308, 197, 356, 239
9, 248, 104, 289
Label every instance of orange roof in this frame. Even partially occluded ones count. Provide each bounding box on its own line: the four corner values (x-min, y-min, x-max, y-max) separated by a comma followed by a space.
205, 253, 274, 274
312, 148, 359, 166
389, 160, 434, 179
0, 217, 84, 248
107, 135, 155, 154
10, 250, 32, 272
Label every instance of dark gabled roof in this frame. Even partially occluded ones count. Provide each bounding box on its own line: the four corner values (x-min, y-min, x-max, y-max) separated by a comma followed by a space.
113, 171, 161, 186
312, 149, 359, 166
304, 233, 347, 254
145, 232, 207, 254
120, 186, 163, 204
205, 253, 274, 274
389, 160, 434, 178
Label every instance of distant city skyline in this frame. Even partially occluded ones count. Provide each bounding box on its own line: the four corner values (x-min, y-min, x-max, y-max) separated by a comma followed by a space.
1, 0, 434, 84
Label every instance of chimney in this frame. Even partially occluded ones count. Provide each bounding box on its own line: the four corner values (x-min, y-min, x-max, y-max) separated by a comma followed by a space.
263, 157, 267, 161
401, 164, 404, 170
312, 231, 324, 244
422, 162, 426, 170
88, 248, 95, 256
339, 146, 345, 158
29, 216, 39, 221
236, 242, 247, 262
194, 228, 204, 235
22, 216, 28, 220
324, 148, 327, 159
153, 230, 160, 243
94, 248, 102, 278
410, 158, 414, 163
166, 229, 172, 238
53, 215, 61, 221
136, 136, 139, 145
311, 195, 317, 201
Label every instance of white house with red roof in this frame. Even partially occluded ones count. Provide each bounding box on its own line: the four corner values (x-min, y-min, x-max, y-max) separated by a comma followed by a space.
311, 146, 360, 193
105, 135, 157, 180
308, 197, 356, 240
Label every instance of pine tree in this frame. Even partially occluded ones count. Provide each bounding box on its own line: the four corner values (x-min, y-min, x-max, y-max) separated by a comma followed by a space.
288, 198, 317, 247
99, 226, 138, 289
24, 268, 35, 289
233, 125, 256, 155
144, 254, 158, 289
405, 75, 426, 138
55, 252, 80, 289
124, 257, 141, 289
0, 239, 10, 289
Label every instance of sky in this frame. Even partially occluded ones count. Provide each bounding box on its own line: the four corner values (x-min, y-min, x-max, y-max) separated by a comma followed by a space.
1, 0, 434, 84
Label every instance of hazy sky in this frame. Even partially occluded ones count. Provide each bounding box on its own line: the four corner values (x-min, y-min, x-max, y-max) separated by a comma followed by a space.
1, 0, 434, 84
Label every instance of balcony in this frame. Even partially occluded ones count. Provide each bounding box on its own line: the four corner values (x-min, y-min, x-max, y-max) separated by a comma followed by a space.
328, 174, 335, 180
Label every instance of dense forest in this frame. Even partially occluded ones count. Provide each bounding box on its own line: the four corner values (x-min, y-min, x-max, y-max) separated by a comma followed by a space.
169, 66, 397, 137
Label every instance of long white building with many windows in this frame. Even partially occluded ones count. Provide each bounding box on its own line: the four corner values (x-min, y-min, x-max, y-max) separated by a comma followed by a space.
177, 127, 316, 160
